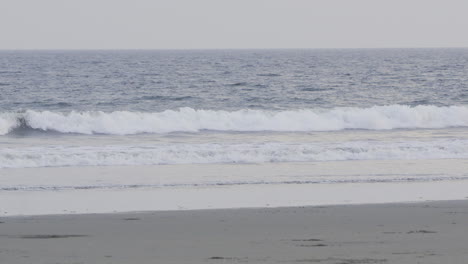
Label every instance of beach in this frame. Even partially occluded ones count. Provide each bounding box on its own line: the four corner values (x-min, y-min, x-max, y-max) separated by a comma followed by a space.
2, 49, 468, 263
2, 200, 468, 264
1, 159, 468, 216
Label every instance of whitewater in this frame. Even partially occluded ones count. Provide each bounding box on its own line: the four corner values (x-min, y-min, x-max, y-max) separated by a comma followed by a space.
1, 49, 468, 215
1, 135, 468, 169
1, 105, 468, 135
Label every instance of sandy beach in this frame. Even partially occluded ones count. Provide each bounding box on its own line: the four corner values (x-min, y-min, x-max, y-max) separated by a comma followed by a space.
2, 160, 468, 216
2, 4, 468, 263
2, 200, 468, 264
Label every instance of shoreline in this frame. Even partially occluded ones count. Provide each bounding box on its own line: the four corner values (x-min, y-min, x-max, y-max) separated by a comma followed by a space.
2, 200, 468, 263
2, 198, 468, 219
2, 159, 468, 216
4, 179, 468, 217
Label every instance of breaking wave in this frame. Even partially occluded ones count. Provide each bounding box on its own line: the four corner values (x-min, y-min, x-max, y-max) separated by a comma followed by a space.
1, 105, 468, 135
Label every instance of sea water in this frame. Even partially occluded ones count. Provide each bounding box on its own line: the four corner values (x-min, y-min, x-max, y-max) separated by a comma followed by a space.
1, 49, 468, 215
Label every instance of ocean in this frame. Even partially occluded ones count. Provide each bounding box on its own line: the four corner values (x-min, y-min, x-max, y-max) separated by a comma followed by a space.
1, 49, 468, 215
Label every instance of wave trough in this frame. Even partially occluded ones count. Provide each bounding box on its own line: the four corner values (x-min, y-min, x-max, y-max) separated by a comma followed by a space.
1, 105, 468, 135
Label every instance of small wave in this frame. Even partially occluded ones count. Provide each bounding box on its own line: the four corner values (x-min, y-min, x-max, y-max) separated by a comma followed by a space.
257, 73, 281, 77
405, 99, 432, 106
227, 82, 248, 87
139, 95, 193, 101
0, 71, 21, 74
1, 105, 468, 136
40, 102, 73, 108
139, 73, 160, 76
300, 87, 332, 92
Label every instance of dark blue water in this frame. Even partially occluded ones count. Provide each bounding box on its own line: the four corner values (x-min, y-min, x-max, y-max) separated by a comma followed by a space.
1, 49, 468, 112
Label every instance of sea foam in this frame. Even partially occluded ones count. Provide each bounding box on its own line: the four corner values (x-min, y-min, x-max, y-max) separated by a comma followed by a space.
1, 139, 468, 168
1, 105, 468, 135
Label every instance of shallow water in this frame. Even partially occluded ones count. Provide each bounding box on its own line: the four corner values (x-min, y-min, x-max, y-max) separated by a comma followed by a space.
1, 49, 468, 214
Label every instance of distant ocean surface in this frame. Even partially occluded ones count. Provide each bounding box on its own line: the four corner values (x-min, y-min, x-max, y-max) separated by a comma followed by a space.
1, 49, 468, 192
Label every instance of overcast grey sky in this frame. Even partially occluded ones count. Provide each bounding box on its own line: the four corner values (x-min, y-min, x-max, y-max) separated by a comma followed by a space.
1, 0, 468, 49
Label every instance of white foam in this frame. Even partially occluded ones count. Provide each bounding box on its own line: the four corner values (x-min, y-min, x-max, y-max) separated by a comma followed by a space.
0, 113, 19, 135
1, 105, 468, 135
1, 139, 468, 168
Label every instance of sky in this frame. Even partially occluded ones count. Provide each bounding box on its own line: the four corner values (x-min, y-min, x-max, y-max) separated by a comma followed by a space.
1, 0, 468, 50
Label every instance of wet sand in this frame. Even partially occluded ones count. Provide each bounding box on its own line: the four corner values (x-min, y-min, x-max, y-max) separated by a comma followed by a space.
3, 160, 468, 216
1, 200, 468, 264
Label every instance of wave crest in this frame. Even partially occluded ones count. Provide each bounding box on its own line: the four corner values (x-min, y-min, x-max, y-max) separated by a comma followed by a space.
1, 105, 468, 135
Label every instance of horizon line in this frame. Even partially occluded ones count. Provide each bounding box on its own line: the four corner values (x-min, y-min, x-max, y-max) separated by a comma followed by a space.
1, 46, 468, 52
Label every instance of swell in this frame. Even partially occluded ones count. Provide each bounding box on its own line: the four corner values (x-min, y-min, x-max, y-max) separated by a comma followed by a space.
1, 105, 468, 135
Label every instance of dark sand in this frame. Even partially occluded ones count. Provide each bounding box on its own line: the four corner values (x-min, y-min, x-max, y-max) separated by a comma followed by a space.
1, 200, 468, 264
